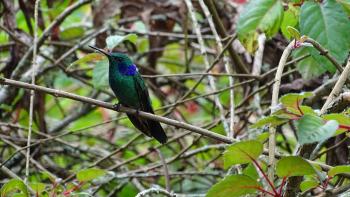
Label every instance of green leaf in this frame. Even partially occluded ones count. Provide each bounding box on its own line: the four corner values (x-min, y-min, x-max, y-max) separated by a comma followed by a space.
11, 194, 28, 197
46, 1, 70, 19
296, 0, 350, 78
286, 26, 300, 40
29, 183, 46, 194
300, 180, 319, 192
67, 53, 105, 70
59, 26, 85, 41
256, 132, 269, 143
299, 106, 317, 115
0, 103, 12, 112
276, 156, 315, 177
206, 175, 260, 197
279, 92, 313, 114
242, 163, 259, 180
293, 48, 327, 79
237, 0, 284, 37
76, 168, 106, 182
106, 34, 138, 50
328, 165, 350, 177
1, 179, 29, 197
281, 4, 300, 39
296, 114, 339, 145
251, 115, 288, 128
239, 32, 258, 53
323, 113, 350, 135
273, 109, 299, 119
92, 59, 109, 89
223, 140, 263, 168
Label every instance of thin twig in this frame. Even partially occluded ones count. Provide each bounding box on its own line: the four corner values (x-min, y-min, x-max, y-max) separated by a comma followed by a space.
135, 188, 175, 197
326, 91, 350, 113
155, 149, 171, 192
142, 72, 259, 79
252, 34, 266, 116
268, 41, 295, 183
114, 171, 222, 179
25, 0, 40, 183
305, 38, 343, 72
305, 78, 338, 105
320, 58, 350, 113
115, 28, 216, 40
313, 137, 348, 159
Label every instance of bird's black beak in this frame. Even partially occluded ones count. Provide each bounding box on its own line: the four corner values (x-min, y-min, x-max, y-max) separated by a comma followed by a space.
89, 45, 110, 57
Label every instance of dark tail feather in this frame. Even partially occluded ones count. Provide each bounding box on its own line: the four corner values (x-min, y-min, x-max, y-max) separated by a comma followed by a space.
127, 114, 151, 137
127, 114, 167, 144
147, 119, 167, 144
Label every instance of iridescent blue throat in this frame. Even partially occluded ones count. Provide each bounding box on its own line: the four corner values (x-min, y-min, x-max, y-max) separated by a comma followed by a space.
118, 64, 138, 76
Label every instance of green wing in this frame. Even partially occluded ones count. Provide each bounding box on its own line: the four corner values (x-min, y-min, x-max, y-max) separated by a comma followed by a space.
127, 74, 167, 143
133, 73, 153, 113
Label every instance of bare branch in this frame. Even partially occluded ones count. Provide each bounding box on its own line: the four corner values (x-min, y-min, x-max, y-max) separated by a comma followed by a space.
0, 77, 235, 144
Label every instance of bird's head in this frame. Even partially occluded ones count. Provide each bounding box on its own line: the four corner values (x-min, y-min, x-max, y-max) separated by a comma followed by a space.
89, 46, 133, 66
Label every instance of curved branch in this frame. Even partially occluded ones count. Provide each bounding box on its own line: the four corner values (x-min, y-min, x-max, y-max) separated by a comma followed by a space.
268, 41, 295, 182
305, 38, 343, 72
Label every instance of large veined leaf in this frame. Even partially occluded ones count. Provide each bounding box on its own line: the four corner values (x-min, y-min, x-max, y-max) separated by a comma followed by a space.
223, 140, 263, 168
296, 114, 339, 145
293, 48, 327, 79
279, 92, 313, 114
276, 156, 315, 177
206, 175, 260, 197
294, 0, 350, 78
237, 0, 284, 37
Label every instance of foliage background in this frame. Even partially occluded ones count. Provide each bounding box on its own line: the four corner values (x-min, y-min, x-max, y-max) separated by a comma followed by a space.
0, 0, 350, 196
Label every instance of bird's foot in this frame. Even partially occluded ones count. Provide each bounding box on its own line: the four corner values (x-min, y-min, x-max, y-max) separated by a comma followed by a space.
112, 103, 122, 111
135, 108, 140, 116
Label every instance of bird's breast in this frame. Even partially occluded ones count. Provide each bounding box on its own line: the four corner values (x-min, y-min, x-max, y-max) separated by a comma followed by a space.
109, 75, 140, 108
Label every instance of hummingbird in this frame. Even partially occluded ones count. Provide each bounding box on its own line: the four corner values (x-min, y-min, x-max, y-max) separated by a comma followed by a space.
89, 46, 167, 144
